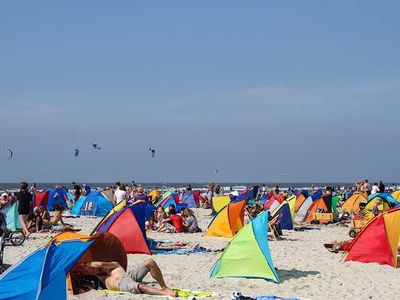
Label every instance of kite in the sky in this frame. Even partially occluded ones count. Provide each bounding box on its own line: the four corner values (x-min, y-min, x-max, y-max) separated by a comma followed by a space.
214, 168, 220, 174
149, 147, 156, 158
281, 172, 286, 177
74, 149, 80, 157
91, 143, 101, 150
4, 147, 13, 160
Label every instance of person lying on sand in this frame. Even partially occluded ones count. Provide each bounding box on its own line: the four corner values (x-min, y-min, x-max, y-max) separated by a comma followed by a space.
324, 240, 352, 253
74, 259, 177, 297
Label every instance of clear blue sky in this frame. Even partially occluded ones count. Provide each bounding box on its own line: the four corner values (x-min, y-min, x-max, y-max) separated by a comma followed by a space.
1, 1, 399, 183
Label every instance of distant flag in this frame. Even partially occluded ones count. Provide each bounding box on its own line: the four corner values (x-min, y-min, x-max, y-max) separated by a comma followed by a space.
74, 149, 80, 157
4, 147, 13, 160
149, 147, 156, 158
91, 143, 101, 150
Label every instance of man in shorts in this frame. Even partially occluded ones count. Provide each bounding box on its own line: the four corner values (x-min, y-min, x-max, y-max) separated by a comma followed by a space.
77, 259, 177, 297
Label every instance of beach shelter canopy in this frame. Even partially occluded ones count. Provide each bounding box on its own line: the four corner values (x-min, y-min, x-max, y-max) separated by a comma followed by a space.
391, 190, 400, 201
205, 200, 246, 238
341, 193, 368, 214
101, 189, 114, 202
364, 193, 398, 211
210, 211, 279, 283
33, 190, 50, 208
344, 208, 400, 267
36, 188, 69, 211
148, 189, 161, 202
158, 195, 187, 213
304, 198, 328, 223
0, 202, 22, 231
271, 201, 293, 230
294, 194, 306, 212
71, 191, 113, 217
93, 202, 150, 254
0, 238, 93, 300
211, 195, 231, 215
182, 191, 196, 208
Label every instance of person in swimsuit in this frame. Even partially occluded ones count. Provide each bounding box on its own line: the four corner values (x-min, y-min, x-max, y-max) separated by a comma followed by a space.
75, 259, 177, 297
17, 181, 32, 237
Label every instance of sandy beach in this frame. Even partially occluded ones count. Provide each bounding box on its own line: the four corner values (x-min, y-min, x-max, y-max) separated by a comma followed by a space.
3, 208, 400, 300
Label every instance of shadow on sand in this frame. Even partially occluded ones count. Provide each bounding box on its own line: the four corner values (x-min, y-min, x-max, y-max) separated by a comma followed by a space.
277, 268, 320, 282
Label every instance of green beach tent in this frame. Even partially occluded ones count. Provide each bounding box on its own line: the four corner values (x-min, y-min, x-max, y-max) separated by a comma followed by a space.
332, 195, 340, 213
210, 211, 279, 283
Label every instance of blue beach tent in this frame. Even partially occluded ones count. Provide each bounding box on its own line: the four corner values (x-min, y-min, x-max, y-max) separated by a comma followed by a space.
0, 239, 93, 300
47, 188, 69, 211
270, 201, 293, 230
71, 191, 113, 216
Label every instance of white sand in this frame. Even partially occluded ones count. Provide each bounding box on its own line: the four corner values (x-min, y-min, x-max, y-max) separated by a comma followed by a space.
3, 208, 400, 300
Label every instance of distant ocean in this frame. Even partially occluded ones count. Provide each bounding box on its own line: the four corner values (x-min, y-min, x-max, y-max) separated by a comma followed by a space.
0, 182, 359, 191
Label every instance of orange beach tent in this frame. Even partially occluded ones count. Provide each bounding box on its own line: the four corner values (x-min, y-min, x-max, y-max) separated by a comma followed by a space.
341, 193, 368, 214
204, 200, 246, 237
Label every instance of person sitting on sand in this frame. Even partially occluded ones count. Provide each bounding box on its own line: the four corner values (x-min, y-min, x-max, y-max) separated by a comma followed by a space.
158, 207, 185, 233
39, 206, 51, 225
145, 215, 155, 231
73, 259, 177, 297
181, 208, 201, 233
153, 206, 166, 230
27, 207, 43, 232
50, 204, 79, 231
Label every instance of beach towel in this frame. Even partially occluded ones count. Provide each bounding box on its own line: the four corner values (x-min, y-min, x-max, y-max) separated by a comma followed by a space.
173, 288, 214, 299
231, 291, 305, 300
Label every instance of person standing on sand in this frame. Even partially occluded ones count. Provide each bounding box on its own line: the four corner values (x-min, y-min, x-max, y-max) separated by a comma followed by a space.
379, 181, 385, 193
16, 181, 32, 237
363, 180, 371, 195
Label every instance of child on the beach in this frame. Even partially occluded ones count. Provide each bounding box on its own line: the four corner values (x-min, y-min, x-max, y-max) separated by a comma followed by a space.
181, 208, 201, 233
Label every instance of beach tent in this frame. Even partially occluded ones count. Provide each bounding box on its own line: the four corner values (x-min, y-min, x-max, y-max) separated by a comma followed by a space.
36, 188, 68, 211
0, 238, 93, 300
71, 191, 113, 217
205, 200, 246, 238
304, 198, 328, 223
296, 196, 313, 219
211, 195, 231, 215
236, 186, 259, 202
0, 202, 22, 231
148, 189, 161, 202
391, 190, 400, 201
331, 195, 340, 213
93, 202, 150, 254
296, 190, 322, 219
48, 188, 69, 211
210, 211, 279, 283
271, 201, 293, 230
182, 191, 196, 208
286, 195, 296, 221
0, 232, 126, 299
341, 193, 368, 214
158, 195, 187, 213
33, 190, 50, 208
263, 194, 283, 212
101, 189, 114, 202
294, 194, 306, 212
364, 193, 398, 211
344, 208, 400, 267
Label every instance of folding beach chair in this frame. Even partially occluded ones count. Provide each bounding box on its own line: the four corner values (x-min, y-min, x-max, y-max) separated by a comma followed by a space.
268, 214, 282, 241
